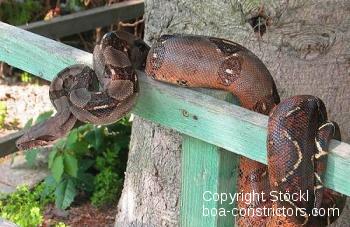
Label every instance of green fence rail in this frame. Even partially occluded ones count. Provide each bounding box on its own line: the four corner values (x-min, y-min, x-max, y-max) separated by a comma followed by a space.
1, 21, 350, 226
19, 0, 144, 39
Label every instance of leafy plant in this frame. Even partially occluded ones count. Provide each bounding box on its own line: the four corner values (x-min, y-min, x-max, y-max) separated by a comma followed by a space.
64, 0, 85, 12
22, 109, 131, 210
25, 148, 40, 167
24, 110, 54, 129
41, 117, 131, 210
24, 111, 54, 167
0, 0, 42, 25
55, 222, 68, 227
19, 71, 41, 84
91, 167, 123, 207
0, 184, 54, 227
0, 101, 7, 128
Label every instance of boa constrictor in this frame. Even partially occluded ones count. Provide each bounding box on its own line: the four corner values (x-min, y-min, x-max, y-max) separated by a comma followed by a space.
16, 31, 345, 226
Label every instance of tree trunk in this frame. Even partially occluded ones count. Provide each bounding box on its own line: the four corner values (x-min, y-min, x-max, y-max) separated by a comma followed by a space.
115, 0, 350, 226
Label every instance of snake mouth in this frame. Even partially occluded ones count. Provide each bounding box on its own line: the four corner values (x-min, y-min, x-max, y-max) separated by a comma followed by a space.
16, 135, 56, 151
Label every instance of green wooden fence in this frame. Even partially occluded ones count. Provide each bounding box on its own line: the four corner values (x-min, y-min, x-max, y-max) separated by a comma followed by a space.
0, 0, 144, 156
20, 0, 144, 39
1, 21, 350, 226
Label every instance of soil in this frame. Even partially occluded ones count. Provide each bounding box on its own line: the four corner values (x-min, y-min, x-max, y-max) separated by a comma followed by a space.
43, 202, 117, 227
0, 79, 52, 137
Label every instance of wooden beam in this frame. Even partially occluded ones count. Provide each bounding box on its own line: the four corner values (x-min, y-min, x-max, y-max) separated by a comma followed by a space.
181, 91, 238, 227
0, 218, 18, 227
19, 0, 144, 39
0, 22, 350, 196
181, 137, 238, 227
0, 131, 23, 158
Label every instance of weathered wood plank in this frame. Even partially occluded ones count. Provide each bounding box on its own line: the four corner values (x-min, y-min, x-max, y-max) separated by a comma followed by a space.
0, 131, 23, 158
0, 22, 350, 196
181, 91, 238, 227
19, 0, 144, 39
0, 22, 89, 81
0, 218, 18, 227
181, 137, 238, 227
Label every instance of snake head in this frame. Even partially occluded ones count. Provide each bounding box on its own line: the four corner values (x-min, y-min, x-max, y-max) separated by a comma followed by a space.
101, 31, 129, 52
16, 121, 56, 150
16, 135, 53, 151
16, 97, 77, 151
100, 31, 150, 70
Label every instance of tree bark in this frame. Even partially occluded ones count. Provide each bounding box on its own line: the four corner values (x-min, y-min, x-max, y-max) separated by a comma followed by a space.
115, 117, 181, 227
115, 0, 350, 226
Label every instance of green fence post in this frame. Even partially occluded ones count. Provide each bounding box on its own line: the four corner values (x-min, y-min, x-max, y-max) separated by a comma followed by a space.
180, 90, 239, 227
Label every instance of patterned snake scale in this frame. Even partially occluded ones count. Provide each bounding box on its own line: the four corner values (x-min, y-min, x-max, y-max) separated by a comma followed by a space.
16, 31, 345, 226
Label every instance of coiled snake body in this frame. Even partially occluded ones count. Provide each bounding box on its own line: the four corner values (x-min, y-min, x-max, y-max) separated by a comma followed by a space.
17, 31, 345, 226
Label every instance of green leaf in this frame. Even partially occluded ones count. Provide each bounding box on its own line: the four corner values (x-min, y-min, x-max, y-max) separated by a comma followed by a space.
95, 156, 106, 171
75, 172, 95, 193
69, 141, 89, 156
51, 155, 64, 182
66, 129, 78, 147
0, 101, 7, 128
35, 110, 53, 124
112, 143, 122, 153
55, 178, 76, 210
41, 176, 56, 204
94, 126, 105, 150
0, 101, 6, 111
53, 139, 66, 151
25, 148, 39, 167
43, 175, 57, 189
91, 168, 123, 207
73, 159, 95, 192
66, 0, 84, 12
48, 149, 58, 169
63, 153, 78, 178
84, 130, 95, 146
78, 159, 95, 172
76, 123, 93, 134
24, 118, 33, 129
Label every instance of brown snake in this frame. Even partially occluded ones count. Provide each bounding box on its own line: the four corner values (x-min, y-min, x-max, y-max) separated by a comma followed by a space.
16, 31, 345, 226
